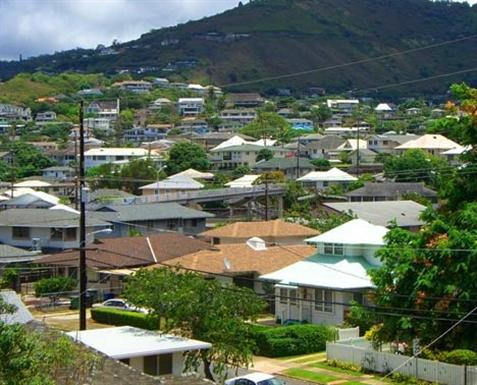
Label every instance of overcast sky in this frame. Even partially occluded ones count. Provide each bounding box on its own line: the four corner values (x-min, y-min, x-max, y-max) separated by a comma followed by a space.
0, 0, 475, 61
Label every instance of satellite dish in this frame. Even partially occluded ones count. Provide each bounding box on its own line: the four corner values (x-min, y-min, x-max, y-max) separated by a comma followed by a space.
223, 258, 232, 270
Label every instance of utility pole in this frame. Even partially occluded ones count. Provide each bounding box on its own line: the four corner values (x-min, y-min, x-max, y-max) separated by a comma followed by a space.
74, 132, 79, 210
356, 125, 360, 176
79, 101, 87, 331
264, 179, 269, 221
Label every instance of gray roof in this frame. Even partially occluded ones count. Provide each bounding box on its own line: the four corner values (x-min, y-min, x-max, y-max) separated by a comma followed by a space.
89, 189, 136, 202
304, 135, 346, 151
368, 134, 419, 145
0, 209, 110, 228
42, 166, 74, 172
0, 290, 33, 324
323, 200, 426, 228
255, 157, 314, 170
0, 244, 42, 263
345, 182, 437, 198
94, 202, 214, 222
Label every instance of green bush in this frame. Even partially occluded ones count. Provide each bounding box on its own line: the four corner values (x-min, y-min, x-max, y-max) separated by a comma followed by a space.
439, 349, 477, 366
90, 307, 160, 330
251, 324, 337, 357
34, 276, 76, 297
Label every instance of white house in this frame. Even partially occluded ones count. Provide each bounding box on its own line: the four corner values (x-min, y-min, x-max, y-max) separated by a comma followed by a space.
394, 134, 461, 155
326, 99, 359, 116
219, 109, 257, 124
83, 117, 112, 132
374, 103, 394, 119
261, 219, 388, 325
297, 168, 357, 190
67, 326, 211, 377
225, 174, 260, 188
42, 166, 75, 180
35, 111, 57, 123
84, 147, 150, 168
112, 80, 152, 94
148, 98, 172, 110
177, 98, 205, 116
140, 175, 204, 195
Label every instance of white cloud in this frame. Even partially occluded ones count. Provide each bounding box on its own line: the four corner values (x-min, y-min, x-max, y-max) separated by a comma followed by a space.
0, 0, 244, 60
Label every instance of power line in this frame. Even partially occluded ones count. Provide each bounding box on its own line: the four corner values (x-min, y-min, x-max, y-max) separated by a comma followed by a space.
218, 34, 477, 88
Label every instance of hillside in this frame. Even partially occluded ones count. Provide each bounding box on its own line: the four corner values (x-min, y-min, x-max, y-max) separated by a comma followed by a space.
1, 0, 477, 96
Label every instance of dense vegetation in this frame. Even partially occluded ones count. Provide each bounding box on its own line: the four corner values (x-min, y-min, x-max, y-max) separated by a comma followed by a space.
1, 0, 476, 96
90, 307, 160, 330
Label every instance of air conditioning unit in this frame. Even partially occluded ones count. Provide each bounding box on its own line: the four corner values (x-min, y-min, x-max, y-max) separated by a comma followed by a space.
31, 238, 41, 251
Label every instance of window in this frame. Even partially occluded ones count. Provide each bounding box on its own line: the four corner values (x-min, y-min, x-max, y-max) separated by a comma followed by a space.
315, 289, 333, 312
383, 140, 389, 145
12, 227, 30, 240
279, 288, 287, 304
50, 228, 63, 241
143, 355, 158, 375
289, 289, 297, 306
65, 228, 76, 241
158, 353, 173, 375
190, 218, 198, 227
324, 243, 344, 255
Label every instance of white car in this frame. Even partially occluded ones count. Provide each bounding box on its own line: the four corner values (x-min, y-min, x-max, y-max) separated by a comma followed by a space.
225, 373, 285, 385
94, 298, 147, 313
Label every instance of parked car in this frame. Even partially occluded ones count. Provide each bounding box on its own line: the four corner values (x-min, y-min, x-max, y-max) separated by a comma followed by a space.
94, 298, 147, 313
226, 373, 284, 385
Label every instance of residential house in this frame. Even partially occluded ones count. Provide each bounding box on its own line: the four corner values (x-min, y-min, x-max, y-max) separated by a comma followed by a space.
321, 200, 426, 231
254, 157, 315, 179
0, 208, 109, 251
225, 93, 265, 108
35, 111, 57, 123
406, 107, 422, 116
199, 219, 319, 245
84, 147, 152, 168
297, 168, 357, 190
0, 103, 31, 121
261, 219, 388, 325
441, 145, 470, 165
367, 134, 418, 154
76, 88, 103, 97
45, 147, 76, 166
170, 168, 214, 180
324, 127, 363, 136
42, 166, 75, 180
344, 182, 438, 202
148, 98, 172, 110
139, 175, 204, 195
298, 133, 323, 147
0, 245, 43, 270
176, 118, 208, 133
326, 99, 359, 116
219, 109, 257, 124
394, 134, 461, 155
37, 232, 211, 293
124, 126, 168, 142
93, 202, 214, 236
153, 78, 170, 87
187, 83, 208, 95
224, 174, 260, 188
323, 116, 343, 128
348, 148, 378, 166
84, 117, 112, 132
374, 103, 395, 120
112, 80, 152, 94
287, 118, 314, 131
162, 239, 315, 294
86, 99, 120, 120
177, 98, 204, 116
191, 132, 254, 151
210, 143, 287, 169
67, 326, 211, 376
0, 190, 60, 209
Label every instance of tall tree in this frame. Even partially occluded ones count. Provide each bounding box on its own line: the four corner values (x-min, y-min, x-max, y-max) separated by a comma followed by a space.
166, 142, 209, 175
125, 268, 265, 382
240, 110, 292, 142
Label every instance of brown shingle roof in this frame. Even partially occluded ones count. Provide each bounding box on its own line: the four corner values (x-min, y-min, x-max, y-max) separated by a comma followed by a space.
199, 219, 319, 240
161, 243, 316, 275
36, 233, 211, 269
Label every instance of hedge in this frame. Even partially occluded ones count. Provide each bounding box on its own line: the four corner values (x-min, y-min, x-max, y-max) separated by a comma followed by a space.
439, 350, 477, 366
90, 307, 160, 330
250, 324, 337, 357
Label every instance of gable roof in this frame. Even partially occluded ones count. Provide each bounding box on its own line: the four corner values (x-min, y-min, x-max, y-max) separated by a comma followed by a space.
395, 134, 461, 150
345, 182, 437, 198
255, 157, 314, 170
2, 191, 60, 207
260, 253, 375, 290
200, 219, 319, 240
0, 208, 109, 228
36, 233, 211, 269
306, 218, 388, 246
323, 200, 426, 228
139, 175, 204, 191
172, 168, 214, 180
94, 202, 214, 222
225, 174, 260, 188
0, 244, 42, 264
297, 168, 357, 182
163, 243, 315, 276
304, 135, 346, 150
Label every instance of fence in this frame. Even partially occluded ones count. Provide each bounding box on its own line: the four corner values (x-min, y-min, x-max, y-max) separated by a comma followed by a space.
327, 340, 477, 385
337, 327, 360, 341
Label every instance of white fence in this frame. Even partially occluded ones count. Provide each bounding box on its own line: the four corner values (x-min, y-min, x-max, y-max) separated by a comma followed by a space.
337, 327, 360, 341
327, 341, 477, 385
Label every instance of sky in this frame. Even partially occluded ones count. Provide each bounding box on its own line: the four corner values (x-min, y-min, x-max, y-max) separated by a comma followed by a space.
0, 0, 475, 61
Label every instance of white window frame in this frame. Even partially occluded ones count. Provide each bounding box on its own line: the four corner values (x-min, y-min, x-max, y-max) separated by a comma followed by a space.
324, 243, 344, 255
314, 288, 333, 313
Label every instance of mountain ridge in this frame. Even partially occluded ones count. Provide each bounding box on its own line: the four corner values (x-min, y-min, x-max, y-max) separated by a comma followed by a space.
1, 0, 477, 96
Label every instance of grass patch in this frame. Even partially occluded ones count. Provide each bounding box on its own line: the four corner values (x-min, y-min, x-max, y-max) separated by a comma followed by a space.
311, 362, 363, 376
284, 368, 337, 384
342, 382, 370, 385
276, 352, 326, 362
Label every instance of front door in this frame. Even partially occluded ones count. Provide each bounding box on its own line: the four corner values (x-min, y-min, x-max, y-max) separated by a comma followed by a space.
301, 288, 313, 323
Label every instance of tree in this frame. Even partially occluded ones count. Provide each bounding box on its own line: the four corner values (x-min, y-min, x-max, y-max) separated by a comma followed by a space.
256, 148, 274, 162
253, 170, 286, 185
86, 162, 122, 190
124, 268, 265, 381
9, 141, 54, 179
232, 165, 251, 178
240, 110, 292, 142
383, 148, 447, 186
166, 142, 209, 175
120, 158, 160, 194
310, 158, 331, 170
310, 104, 332, 127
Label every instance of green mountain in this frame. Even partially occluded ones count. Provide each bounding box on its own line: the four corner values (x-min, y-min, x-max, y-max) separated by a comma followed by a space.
1, 0, 477, 96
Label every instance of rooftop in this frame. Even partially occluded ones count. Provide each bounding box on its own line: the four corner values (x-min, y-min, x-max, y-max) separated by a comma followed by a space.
140, 176, 204, 191
255, 157, 314, 170
84, 148, 150, 156
345, 182, 437, 198
67, 326, 211, 360
297, 168, 357, 182
395, 134, 461, 150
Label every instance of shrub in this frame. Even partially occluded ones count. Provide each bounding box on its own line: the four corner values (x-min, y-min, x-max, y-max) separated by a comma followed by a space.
90, 307, 160, 330
439, 349, 477, 366
34, 276, 76, 297
251, 324, 337, 357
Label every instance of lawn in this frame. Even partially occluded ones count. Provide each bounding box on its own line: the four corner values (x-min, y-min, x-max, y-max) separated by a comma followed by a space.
283, 368, 338, 384
341, 382, 371, 385
276, 352, 326, 362
311, 362, 363, 377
